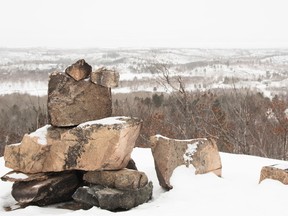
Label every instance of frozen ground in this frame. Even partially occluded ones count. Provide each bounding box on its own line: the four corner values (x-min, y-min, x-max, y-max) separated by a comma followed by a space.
1, 148, 288, 216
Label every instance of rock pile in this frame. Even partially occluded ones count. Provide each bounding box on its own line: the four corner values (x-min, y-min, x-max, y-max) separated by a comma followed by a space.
73, 169, 153, 211
1, 59, 226, 211
1, 60, 152, 211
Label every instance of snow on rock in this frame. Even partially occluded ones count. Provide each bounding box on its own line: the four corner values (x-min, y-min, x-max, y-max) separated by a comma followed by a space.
4, 172, 28, 181
155, 134, 206, 142
9, 143, 21, 147
272, 164, 288, 170
28, 125, 50, 145
78, 116, 129, 128
183, 143, 198, 166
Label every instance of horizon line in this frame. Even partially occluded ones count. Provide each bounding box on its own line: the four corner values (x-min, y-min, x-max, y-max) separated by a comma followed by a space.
1, 46, 288, 50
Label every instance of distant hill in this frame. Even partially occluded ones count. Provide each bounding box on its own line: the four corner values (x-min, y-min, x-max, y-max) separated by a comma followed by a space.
1, 48, 288, 97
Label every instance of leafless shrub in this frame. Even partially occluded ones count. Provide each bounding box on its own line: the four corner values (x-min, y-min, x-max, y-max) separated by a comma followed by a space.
113, 88, 288, 160
1, 88, 288, 160
0, 93, 47, 156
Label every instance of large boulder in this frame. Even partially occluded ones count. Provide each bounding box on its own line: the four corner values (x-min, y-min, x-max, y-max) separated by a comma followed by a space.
72, 182, 153, 211
259, 164, 288, 184
11, 171, 79, 206
90, 67, 120, 88
4, 116, 142, 173
48, 71, 112, 127
150, 135, 222, 190
83, 169, 148, 190
65, 59, 92, 81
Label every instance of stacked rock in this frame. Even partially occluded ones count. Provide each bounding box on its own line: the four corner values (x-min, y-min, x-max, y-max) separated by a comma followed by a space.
73, 170, 153, 211
1, 59, 152, 211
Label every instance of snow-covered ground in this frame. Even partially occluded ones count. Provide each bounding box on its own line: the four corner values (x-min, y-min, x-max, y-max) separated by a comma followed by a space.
0, 81, 48, 96
1, 148, 288, 216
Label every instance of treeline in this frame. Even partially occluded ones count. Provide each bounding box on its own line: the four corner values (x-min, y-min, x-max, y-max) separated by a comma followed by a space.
114, 89, 288, 160
0, 70, 50, 82
0, 94, 47, 155
1, 90, 288, 160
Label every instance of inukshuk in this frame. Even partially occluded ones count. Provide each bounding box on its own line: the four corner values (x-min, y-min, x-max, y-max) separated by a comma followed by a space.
1, 59, 152, 211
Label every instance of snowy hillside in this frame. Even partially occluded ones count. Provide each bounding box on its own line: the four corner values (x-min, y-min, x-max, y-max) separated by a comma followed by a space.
1, 148, 288, 216
1, 48, 288, 97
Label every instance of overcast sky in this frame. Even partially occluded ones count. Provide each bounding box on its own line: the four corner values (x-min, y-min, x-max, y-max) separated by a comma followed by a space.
1, 0, 288, 49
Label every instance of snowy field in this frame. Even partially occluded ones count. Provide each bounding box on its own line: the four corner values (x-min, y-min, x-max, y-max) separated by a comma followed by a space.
0, 81, 48, 96
1, 148, 288, 216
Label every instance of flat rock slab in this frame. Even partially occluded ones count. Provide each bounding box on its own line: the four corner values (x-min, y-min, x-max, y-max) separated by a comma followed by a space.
150, 135, 222, 190
4, 116, 142, 173
83, 168, 148, 190
259, 164, 288, 184
48, 71, 112, 127
11, 171, 79, 206
72, 181, 153, 211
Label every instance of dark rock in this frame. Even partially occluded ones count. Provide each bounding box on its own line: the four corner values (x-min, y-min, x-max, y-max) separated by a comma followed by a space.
11, 171, 79, 206
126, 158, 138, 170
56, 200, 92, 210
47, 71, 112, 127
65, 59, 92, 81
83, 169, 148, 190
72, 181, 153, 211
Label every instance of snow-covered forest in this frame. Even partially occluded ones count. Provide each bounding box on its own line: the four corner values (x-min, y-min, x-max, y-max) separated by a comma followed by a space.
1, 48, 288, 97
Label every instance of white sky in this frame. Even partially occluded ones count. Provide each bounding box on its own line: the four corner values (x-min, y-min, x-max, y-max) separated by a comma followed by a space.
1, 0, 288, 48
